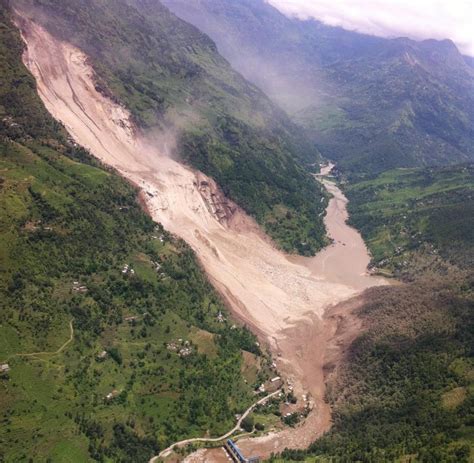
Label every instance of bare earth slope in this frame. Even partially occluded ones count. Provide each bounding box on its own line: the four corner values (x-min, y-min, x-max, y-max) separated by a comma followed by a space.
17, 16, 386, 459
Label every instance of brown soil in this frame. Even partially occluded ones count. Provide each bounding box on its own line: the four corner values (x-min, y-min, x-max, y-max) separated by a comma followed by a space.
181, 448, 230, 463
16, 13, 388, 461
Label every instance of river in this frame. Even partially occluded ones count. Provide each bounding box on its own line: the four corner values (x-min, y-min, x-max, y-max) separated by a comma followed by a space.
290, 164, 377, 290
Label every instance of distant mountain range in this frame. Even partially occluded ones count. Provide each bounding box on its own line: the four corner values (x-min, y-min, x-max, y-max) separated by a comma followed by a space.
163, 0, 474, 178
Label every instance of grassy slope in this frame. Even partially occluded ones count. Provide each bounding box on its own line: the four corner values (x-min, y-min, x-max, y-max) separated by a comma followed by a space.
0, 6, 268, 461
13, 0, 328, 255
275, 166, 474, 462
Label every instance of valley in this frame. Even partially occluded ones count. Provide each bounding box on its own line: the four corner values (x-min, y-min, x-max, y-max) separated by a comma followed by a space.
163, 0, 474, 178
17, 15, 387, 460
1, 0, 472, 461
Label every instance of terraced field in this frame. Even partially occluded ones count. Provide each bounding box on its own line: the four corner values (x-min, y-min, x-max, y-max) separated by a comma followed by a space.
345, 164, 474, 276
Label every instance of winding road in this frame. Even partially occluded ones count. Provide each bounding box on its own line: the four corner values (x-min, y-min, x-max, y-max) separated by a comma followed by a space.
149, 389, 282, 462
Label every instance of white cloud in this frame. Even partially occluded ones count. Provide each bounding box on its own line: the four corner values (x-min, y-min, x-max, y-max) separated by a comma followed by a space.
266, 0, 474, 56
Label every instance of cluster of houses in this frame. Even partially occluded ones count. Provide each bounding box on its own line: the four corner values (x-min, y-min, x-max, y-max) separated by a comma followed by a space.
258, 375, 283, 394
24, 220, 53, 233
166, 339, 193, 357
122, 264, 135, 276
151, 233, 165, 243
72, 281, 88, 293
1, 116, 20, 129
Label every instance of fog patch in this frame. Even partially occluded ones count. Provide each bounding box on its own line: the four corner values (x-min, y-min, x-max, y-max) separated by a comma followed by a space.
266, 0, 474, 56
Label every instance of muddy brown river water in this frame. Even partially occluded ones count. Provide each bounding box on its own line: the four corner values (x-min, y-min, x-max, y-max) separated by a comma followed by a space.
291, 169, 377, 291
16, 13, 388, 461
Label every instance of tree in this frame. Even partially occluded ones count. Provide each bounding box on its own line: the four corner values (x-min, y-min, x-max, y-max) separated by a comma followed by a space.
241, 415, 254, 432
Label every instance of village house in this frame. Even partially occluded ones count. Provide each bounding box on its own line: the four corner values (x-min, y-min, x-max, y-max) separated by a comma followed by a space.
72, 281, 88, 293
0, 364, 10, 375
97, 350, 107, 360
105, 389, 119, 401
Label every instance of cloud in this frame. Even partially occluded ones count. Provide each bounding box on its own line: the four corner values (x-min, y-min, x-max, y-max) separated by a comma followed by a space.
266, 0, 474, 56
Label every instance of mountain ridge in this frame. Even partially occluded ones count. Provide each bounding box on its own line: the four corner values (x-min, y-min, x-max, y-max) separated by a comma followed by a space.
163, 0, 474, 178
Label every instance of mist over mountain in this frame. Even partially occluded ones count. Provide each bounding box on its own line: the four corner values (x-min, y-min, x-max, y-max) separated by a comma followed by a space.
163, 0, 474, 177
266, 0, 474, 57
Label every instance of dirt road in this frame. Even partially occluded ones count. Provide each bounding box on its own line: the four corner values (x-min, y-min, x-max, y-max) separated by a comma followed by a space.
16, 14, 387, 461
1, 320, 74, 364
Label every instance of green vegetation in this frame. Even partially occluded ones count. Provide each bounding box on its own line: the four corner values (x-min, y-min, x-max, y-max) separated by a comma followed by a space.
344, 164, 474, 277
241, 415, 255, 432
13, 0, 328, 255
276, 276, 474, 462
0, 5, 265, 461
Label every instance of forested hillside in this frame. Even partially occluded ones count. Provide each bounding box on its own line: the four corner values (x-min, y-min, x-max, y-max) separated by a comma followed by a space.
278, 275, 473, 463
12, 0, 328, 255
164, 0, 474, 178
0, 5, 266, 461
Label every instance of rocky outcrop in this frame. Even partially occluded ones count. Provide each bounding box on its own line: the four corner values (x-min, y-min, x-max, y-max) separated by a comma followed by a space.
194, 173, 237, 226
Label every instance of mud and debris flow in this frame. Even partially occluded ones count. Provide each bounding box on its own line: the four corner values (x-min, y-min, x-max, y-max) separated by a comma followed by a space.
17, 15, 386, 459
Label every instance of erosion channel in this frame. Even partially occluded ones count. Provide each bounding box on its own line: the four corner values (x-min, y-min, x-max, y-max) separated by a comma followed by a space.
17, 15, 388, 461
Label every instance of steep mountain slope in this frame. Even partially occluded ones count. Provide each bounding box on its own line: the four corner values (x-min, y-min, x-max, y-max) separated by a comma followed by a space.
163, 0, 474, 178
0, 5, 266, 461
12, 0, 328, 255
15, 14, 390, 458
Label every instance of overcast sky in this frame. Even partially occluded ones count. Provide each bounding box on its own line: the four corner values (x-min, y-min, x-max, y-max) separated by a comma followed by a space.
266, 0, 474, 56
